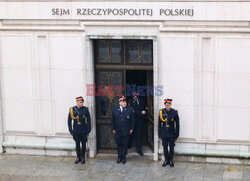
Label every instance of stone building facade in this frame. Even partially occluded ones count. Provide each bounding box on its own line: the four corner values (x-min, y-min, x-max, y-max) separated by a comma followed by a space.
0, 1, 250, 161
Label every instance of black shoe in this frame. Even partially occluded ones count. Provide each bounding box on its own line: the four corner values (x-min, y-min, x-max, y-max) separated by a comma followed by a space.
137, 151, 144, 156
81, 158, 86, 164
162, 160, 168, 167
74, 158, 81, 164
122, 159, 126, 164
169, 161, 174, 168
116, 158, 122, 164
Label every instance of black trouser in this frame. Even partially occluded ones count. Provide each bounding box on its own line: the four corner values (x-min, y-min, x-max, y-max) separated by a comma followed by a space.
115, 134, 129, 160
162, 137, 175, 161
73, 133, 87, 160
128, 117, 143, 152
135, 118, 143, 152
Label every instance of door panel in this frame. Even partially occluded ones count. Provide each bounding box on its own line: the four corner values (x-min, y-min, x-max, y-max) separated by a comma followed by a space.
94, 40, 123, 65
94, 39, 153, 152
125, 40, 153, 65
147, 71, 154, 149
96, 70, 124, 150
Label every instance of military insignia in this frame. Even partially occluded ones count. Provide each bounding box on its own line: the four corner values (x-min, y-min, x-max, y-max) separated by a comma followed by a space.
127, 115, 130, 119
69, 107, 79, 120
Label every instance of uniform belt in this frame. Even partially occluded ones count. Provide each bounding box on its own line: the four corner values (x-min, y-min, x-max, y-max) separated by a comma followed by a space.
76, 119, 86, 125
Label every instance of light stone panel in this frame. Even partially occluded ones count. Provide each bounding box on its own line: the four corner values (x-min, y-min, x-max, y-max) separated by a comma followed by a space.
49, 35, 85, 134
52, 70, 84, 134
50, 35, 84, 70
34, 35, 53, 135
0, 35, 35, 133
216, 37, 250, 141
218, 107, 249, 141
217, 38, 250, 74
3, 99, 35, 133
1, 35, 32, 69
159, 36, 196, 139
200, 37, 214, 141
177, 105, 195, 139
218, 73, 250, 107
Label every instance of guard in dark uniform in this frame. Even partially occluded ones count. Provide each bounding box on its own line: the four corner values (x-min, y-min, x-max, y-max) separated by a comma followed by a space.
158, 99, 179, 167
112, 96, 135, 164
68, 96, 91, 164
129, 92, 146, 156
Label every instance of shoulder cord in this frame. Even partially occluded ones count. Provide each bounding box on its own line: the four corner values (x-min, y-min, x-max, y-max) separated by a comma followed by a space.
70, 107, 79, 120
159, 109, 168, 127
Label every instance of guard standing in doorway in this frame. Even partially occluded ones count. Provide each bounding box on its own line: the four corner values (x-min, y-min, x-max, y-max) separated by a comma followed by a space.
112, 96, 135, 164
158, 99, 179, 167
129, 92, 146, 156
68, 96, 91, 164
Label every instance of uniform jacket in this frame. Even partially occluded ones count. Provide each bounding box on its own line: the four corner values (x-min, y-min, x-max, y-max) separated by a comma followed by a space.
111, 106, 135, 137
68, 106, 91, 135
158, 108, 179, 139
130, 98, 146, 119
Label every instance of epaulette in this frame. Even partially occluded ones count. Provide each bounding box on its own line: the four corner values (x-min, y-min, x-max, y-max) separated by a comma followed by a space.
173, 109, 178, 112
69, 106, 73, 111
159, 108, 164, 113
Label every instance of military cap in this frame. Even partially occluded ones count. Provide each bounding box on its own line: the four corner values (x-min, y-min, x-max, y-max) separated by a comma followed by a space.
164, 98, 172, 105
118, 96, 126, 102
132, 92, 139, 98
76, 96, 84, 102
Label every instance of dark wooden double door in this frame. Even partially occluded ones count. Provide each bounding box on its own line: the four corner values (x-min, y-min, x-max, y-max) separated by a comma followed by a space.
94, 39, 154, 152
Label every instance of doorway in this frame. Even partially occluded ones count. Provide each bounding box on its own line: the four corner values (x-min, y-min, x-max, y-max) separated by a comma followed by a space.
94, 39, 154, 153
126, 70, 148, 146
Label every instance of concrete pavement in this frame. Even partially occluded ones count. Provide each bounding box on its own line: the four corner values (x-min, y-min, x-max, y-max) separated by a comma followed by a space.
0, 154, 249, 181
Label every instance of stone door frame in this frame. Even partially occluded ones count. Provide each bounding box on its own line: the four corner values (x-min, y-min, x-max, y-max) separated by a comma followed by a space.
85, 35, 159, 161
